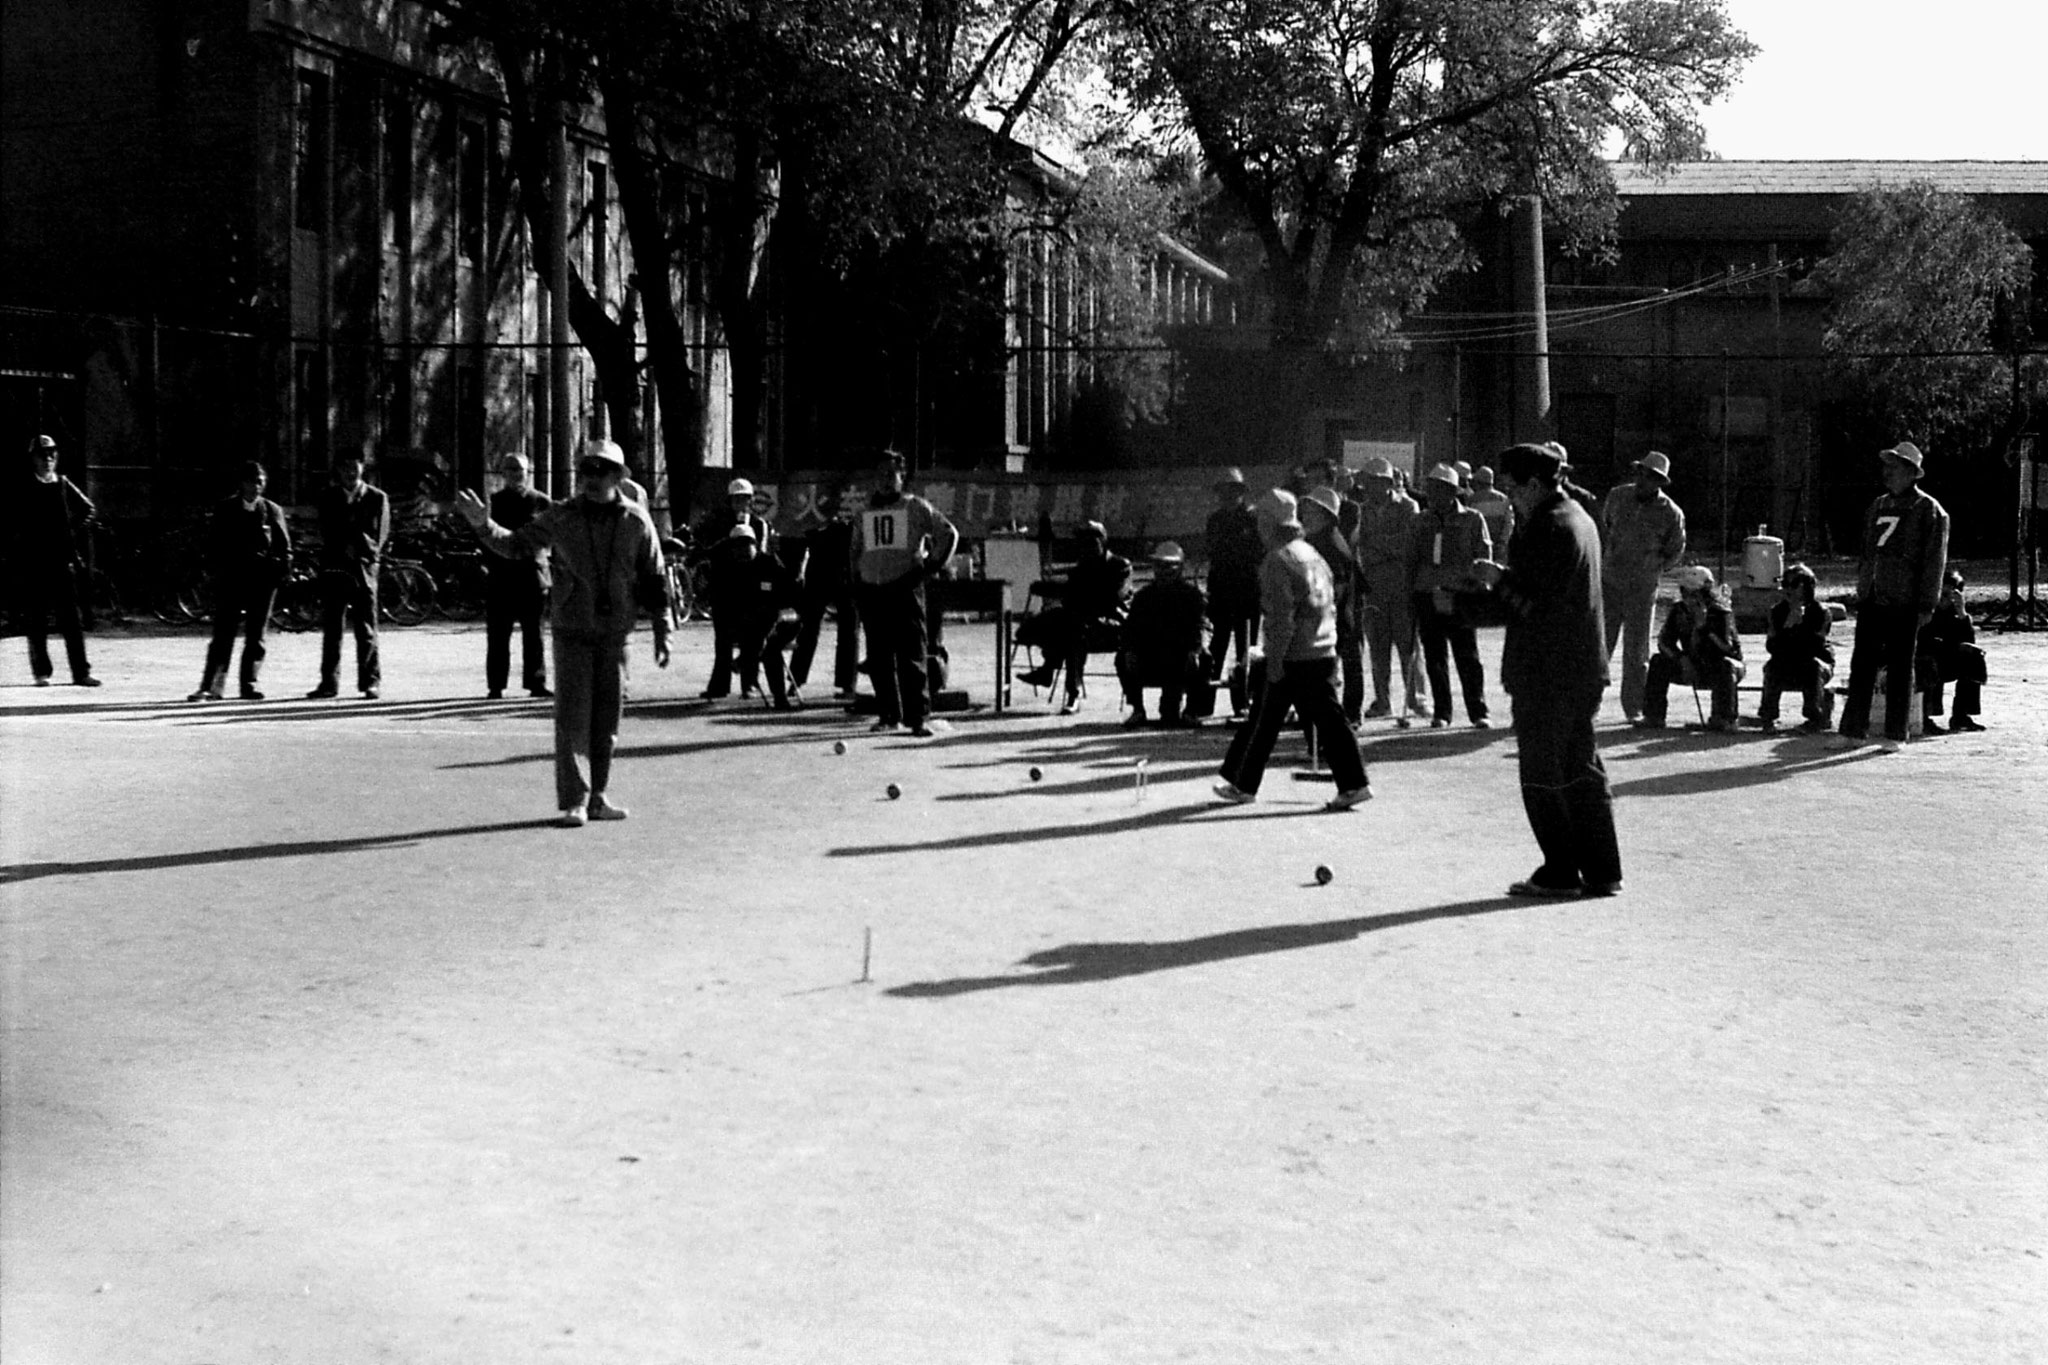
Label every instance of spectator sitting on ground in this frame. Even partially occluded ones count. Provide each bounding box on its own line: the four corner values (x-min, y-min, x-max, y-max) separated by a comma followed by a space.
1918, 569, 1987, 733
1639, 565, 1744, 731
1756, 562, 1834, 733
1017, 521, 1132, 715
1115, 540, 1210, 729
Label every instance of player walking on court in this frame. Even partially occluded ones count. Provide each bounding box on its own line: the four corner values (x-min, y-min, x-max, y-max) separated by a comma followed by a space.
455, 439, 671, 826
851, 450, 958, 738
1214, 490, 1370, 810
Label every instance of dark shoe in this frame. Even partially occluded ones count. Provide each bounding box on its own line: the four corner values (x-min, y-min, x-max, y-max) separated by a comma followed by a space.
487, 689, 504, 700
1705, 716, 1736, 733
1018, 665, 1056, 688
1362, 700, 1391, 719
869, 718, 903, 734
1632, 717, 1665, 730
1471, 716, 1493, 730
188, 689, 216, 703
74, 676, 102, 688
906, 723, 936, 738
1430, 716, 1451, 729
240, 689, 265, 701
1952, 717, 1986, 732
1507, 876, 1583, 899
528, 685, 553, 698
1123, 711, 1150, 729
34, 676, 51, 687
1581, 880, 1624, 899
1919, 717, 1945, 735
306, 684, 339, 699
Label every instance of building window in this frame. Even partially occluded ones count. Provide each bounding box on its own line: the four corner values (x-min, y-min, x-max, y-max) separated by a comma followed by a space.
294, 69, 331, 232
459, 121, 486, 265
382, 94, 412, 252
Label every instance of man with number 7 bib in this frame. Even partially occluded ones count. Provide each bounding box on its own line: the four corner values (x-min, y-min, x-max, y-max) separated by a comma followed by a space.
1836, 441, 1948, 751
851, 449, 959, 737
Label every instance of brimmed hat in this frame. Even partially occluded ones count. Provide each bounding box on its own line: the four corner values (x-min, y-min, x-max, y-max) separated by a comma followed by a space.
499, 452, 531, 472
1213, 467, 1247, 490
726, 477, 755, 497
579, 438, 627, 469
1358, 457, 1396, 480
1424, 462, 1463, 487
1301, 486, 1341, 520
27, 433, 57, 455
1253, 488, 1301, 531
1879, 441, 1925, 475
1675, 565, 1715, 593
1633, 451, 1673, 481
1151, 540, 1185, 565
726, 523, 758, 542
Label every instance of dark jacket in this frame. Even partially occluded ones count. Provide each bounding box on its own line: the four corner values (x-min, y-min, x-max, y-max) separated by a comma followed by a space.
480, 495, 667, 636
1857, 485, 1949, 612
1121, 576, 1208, 662
1658, 594, 1743, 668
486, 485, 553, 592
15, 475, 94, 573
314, 481, 391, 583
1497, 490, 1609, 699
1203, 504, 1264, 614
208, 494, 292, 587
1053, 550, 1133, 623
1764, 599, 1834, 669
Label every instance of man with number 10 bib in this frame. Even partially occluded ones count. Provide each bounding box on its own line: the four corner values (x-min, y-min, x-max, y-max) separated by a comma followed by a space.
851, 449, 959, 737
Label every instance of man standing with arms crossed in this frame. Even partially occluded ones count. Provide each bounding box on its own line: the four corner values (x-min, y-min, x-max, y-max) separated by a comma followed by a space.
1600, 450, 1687, 723
851, 450, 958, 738
306, 453, 390, 700
482, 453, 552, 700
1836, 440, 1949, 752
1473, 444, 1623, 899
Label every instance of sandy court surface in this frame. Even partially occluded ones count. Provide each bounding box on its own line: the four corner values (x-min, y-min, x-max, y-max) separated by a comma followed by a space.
3, 618, 2045, 1362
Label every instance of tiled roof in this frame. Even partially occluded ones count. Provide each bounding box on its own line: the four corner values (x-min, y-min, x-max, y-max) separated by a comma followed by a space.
1612, 160, 2048, 196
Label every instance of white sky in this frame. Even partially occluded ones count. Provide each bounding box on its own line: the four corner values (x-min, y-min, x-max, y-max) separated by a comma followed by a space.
1698, 0, 2048, 160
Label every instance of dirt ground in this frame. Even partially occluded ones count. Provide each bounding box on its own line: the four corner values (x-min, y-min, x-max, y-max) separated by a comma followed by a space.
3, 611, 2044, 1363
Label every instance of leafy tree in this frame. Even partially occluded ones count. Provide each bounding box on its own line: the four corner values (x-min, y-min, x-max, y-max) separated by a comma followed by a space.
1813, 180, 2036, 451
1100, 0, 1756, 353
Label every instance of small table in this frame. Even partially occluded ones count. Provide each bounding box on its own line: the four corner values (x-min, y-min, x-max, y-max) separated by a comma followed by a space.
930, 578, 1014, 712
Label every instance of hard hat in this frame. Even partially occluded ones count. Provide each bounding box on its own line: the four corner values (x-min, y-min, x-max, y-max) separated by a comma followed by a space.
727, 477, 755, 498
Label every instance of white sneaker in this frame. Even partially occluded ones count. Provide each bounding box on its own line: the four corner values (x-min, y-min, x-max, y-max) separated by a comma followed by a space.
557, 805, 589, 828
1325, 786, 1373, 811
588, 795, 629, 820
1212, 780, 1255, 804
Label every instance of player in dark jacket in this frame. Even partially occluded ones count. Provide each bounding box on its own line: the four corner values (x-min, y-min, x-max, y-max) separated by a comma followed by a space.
1017, 521, 1132, 715
1202, 469, 1264, 696
191, 461, 291, 700
1757, 562, 1835, 732
482, 453, 553, 698
306, 453, 391, 699
13, 434, 101, 687
1838, 441, 1949, 750
1917, 570, 1986, 733
1115, 541, 1209, 727
718, 524, 806, 709
1472, 443, 1623, 899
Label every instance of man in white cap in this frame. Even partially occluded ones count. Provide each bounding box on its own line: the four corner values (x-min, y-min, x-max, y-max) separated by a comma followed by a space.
1837, 440, 1949, 751
1409, 463, 1493, 728
1202, 467, 1264, 703
694, 476, 773, 698
1599, 450, 1688, 722
1638, 565, 1744, 731
455, 437, 671, 826
1351, 457, 1427, 724
1214, 490, 1370, 809
480, 452, 553, 699
15, 434, 102, 687
1114, 540, 1209, 727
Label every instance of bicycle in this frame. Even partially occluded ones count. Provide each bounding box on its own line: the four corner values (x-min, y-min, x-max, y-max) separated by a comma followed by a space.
378, 559, 437, 626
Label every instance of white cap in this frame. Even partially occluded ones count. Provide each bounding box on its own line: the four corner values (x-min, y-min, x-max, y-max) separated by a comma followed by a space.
727, 477, 755, 497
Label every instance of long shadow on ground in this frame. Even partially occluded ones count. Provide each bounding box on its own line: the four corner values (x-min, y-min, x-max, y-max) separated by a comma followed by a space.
828, 797, 1327, 858
887, 896, 1529, 996
1, 818, 556, 884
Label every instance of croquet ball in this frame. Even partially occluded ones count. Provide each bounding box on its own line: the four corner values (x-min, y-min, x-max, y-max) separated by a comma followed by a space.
886, 782, 902, 800
832, 740, 848, 755
1314, 864, 1334, 885
1028, 766, 1043, 781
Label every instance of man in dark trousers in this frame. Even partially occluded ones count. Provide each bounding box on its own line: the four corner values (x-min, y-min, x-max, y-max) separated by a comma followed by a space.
1213, 490, 1370, 811
190, 460, 291, 701
719, 523, 806, 710
306, 452, 391, 700
1473, 443, 1623, 899
1115, 540, 1208, 728
850, 450, 958, 737
1202, 469, 1264, 706
789, 485, 858, 699
1836, 440, 1950, 752
1410, 463, 1493, 728
483, 452, 552, 699
13, 434, 100, 687
694, 476, 774, 699
1017, 520, 1132, 716
1918, 569, 1986, 734
1300, 486, 1363, 725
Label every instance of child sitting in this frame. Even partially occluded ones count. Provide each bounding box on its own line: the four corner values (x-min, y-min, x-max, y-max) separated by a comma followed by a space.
1757, 561, 1835, 732
1918, 569, 1987, 733
1639, 565, 1745, 731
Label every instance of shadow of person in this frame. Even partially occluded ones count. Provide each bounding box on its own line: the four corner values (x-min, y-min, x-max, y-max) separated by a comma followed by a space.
1607, 739, 1878, 798
828, 797, 1324, 859
886, 896, 1529, 996
1, 817, 557, 885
